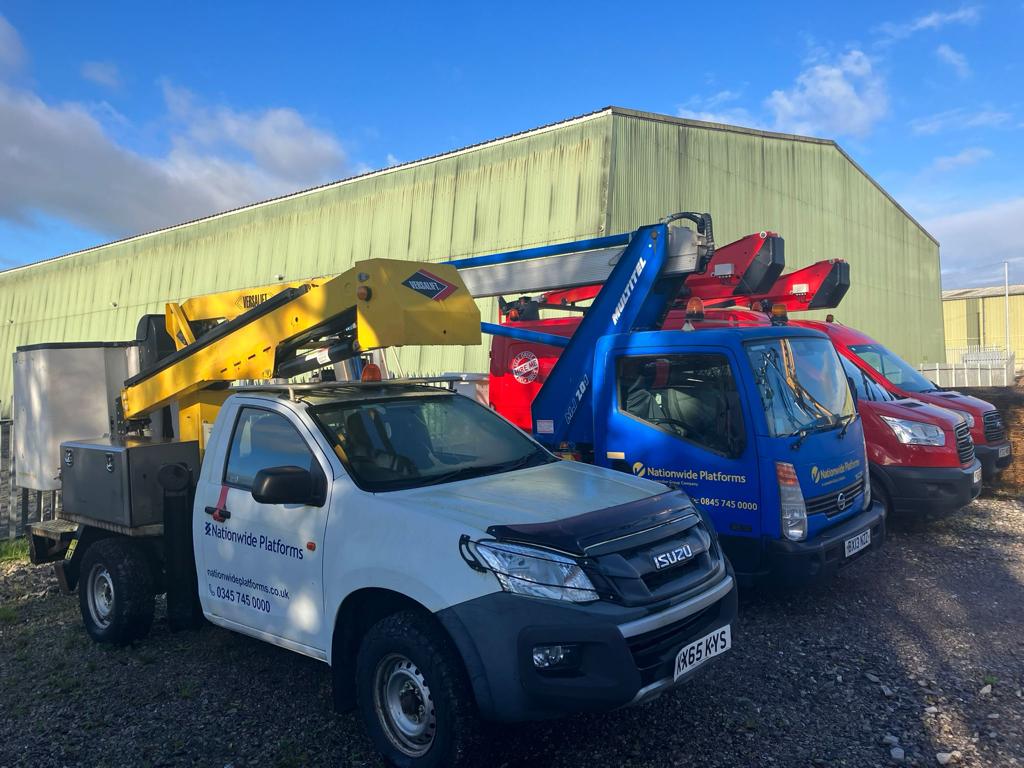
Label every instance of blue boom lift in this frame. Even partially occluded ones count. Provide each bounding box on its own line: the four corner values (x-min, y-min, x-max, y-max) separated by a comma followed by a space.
453, 214, 886, 585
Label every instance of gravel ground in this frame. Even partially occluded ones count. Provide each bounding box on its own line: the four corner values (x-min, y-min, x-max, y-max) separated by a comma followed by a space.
1, 495, 1022, 768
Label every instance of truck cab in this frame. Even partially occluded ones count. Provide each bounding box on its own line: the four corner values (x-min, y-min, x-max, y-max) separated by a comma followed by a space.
588, 325, 883, 585
796, 320, 1013, 481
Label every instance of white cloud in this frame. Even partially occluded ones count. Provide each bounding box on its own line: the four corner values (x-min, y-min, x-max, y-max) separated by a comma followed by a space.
385, 153, 401, 167
928, 146, 991, 172
0, 80, 351, 239
163, 81, 346, 185
935, 44, 970, 79
765, 50, 888, 138
928, 197, 1024, 288
0, 14, 26, 73
877, 6, 981, 41
81, 61, 121, 89
677, 90, 759, 127
910, 108, 1013, 135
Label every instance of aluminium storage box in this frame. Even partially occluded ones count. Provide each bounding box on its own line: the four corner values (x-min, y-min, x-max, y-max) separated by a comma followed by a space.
60, 438, 200, 530
12, 342, 140, 491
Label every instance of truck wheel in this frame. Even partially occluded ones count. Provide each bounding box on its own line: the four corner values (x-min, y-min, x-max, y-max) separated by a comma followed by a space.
355, 610, 480, 768
78, 538, 155, 646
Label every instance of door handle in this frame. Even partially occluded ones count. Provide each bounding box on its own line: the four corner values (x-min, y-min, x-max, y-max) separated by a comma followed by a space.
204, 506, 231, 521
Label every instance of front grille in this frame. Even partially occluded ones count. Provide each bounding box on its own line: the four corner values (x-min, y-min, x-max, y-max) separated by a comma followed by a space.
955, 422, 975, 465
626, 605, 716, 683
584, 514, 724, 607
983, 410, 1006, 443
805, 477, 864, 517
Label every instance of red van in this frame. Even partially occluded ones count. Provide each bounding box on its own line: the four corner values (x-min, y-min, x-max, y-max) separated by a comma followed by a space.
794, 319, 1012, 484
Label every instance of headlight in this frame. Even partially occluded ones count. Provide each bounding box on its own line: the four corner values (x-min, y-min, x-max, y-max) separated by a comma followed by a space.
471, 541, 598, 603
863, 445, 871, 510
949, 409, 975, 428
775, 461, 807, 542
880, 416, 946, 446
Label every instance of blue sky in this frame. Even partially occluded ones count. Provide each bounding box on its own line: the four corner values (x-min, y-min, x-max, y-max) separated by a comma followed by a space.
0, 1, 1021, 287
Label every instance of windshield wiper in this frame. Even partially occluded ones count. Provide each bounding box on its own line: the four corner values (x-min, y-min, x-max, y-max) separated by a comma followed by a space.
837, 413, 857, 439
789, 416, 834, 450
789, 427, 810, 451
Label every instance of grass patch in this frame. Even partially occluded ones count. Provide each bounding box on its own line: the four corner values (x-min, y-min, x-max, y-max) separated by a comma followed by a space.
0, 538, 29, 563
0, 604, 19, 624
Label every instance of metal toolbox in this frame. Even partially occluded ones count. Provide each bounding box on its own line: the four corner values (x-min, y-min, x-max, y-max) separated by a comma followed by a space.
60, 438, 200, 531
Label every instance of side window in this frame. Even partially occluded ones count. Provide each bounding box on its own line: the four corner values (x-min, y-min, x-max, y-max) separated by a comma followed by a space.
841, 355, 890, 402
224, 408, 315, 490
841, 356, 869, 400
617, 354, 746, 458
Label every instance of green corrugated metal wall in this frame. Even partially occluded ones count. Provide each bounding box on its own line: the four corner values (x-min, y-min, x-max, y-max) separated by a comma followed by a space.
0, 108, 942, 417
0, 112, 613, 414
607, 110, 943, 364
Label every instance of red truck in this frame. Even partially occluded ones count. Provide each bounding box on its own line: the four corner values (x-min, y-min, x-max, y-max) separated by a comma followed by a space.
792, 318, 1012, 487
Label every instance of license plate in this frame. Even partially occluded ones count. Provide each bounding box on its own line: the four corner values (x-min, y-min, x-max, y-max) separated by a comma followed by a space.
674, 625, 731, 680
998, 445, 1011, 459
844, 529, 871, 558
972, 468, 982, 484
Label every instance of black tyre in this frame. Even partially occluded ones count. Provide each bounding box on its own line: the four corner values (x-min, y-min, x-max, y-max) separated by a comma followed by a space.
78, 538, 155, 645
355, 610, 480, 768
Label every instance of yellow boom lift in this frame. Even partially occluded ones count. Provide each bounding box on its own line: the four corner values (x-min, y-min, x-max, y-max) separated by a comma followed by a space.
120, 259, 480, 452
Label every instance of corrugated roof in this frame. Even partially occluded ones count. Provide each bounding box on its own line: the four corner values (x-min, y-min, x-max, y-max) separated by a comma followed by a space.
0, 107, 613, 277
2, 105, 937, 276
943, 285, 1024, 300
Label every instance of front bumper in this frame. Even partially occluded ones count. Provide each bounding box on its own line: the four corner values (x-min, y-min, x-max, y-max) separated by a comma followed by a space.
975, 442, 1012, 480
763, 500, 886, 587
436, 570, 738, 722
876, 460, 982, 515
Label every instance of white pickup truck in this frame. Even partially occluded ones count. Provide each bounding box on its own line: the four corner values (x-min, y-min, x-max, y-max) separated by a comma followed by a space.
38, 380, 737, 768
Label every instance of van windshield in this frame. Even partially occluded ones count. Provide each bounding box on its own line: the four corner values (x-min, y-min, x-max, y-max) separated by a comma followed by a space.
310, 393, 554, 492
847, 343, 938, 394
746, 337, 855, 437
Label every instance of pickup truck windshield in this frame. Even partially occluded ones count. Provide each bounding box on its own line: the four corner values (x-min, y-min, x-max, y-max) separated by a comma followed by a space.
847, 342, 938, 393
746, 337, 855, 437
310, 393, 554, 491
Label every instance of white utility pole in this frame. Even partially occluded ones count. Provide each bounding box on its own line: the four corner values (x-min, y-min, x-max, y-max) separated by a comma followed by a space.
1004, 261, 1011, 357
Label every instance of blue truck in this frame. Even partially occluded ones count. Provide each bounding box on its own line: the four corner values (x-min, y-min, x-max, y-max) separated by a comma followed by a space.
457, 214, 886, 585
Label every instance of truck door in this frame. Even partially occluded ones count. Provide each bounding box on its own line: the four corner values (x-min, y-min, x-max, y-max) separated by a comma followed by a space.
602, 351, 762, 542
197, 404, 331, 654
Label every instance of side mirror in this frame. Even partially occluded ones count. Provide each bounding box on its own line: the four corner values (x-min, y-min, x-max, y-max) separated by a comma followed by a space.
252, 466, 324, 506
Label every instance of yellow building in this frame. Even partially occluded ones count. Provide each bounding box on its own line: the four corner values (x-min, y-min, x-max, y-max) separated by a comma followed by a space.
942, 285, 1024, 369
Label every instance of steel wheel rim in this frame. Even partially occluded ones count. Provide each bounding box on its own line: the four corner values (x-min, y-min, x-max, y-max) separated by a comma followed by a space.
373, 653, 436, 757
87, 564, 115, 629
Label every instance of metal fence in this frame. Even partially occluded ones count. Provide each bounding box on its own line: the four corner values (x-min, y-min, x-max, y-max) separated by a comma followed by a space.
1, 419, 60, 540
918, 353, 1017, 388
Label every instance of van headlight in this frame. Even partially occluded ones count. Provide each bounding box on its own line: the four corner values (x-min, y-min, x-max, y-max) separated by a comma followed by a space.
471, 541, 598, 603
880, 416, 945, 446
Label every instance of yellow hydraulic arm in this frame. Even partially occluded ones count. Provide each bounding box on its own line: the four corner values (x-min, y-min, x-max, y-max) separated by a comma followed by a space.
121, 258, 480, 449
